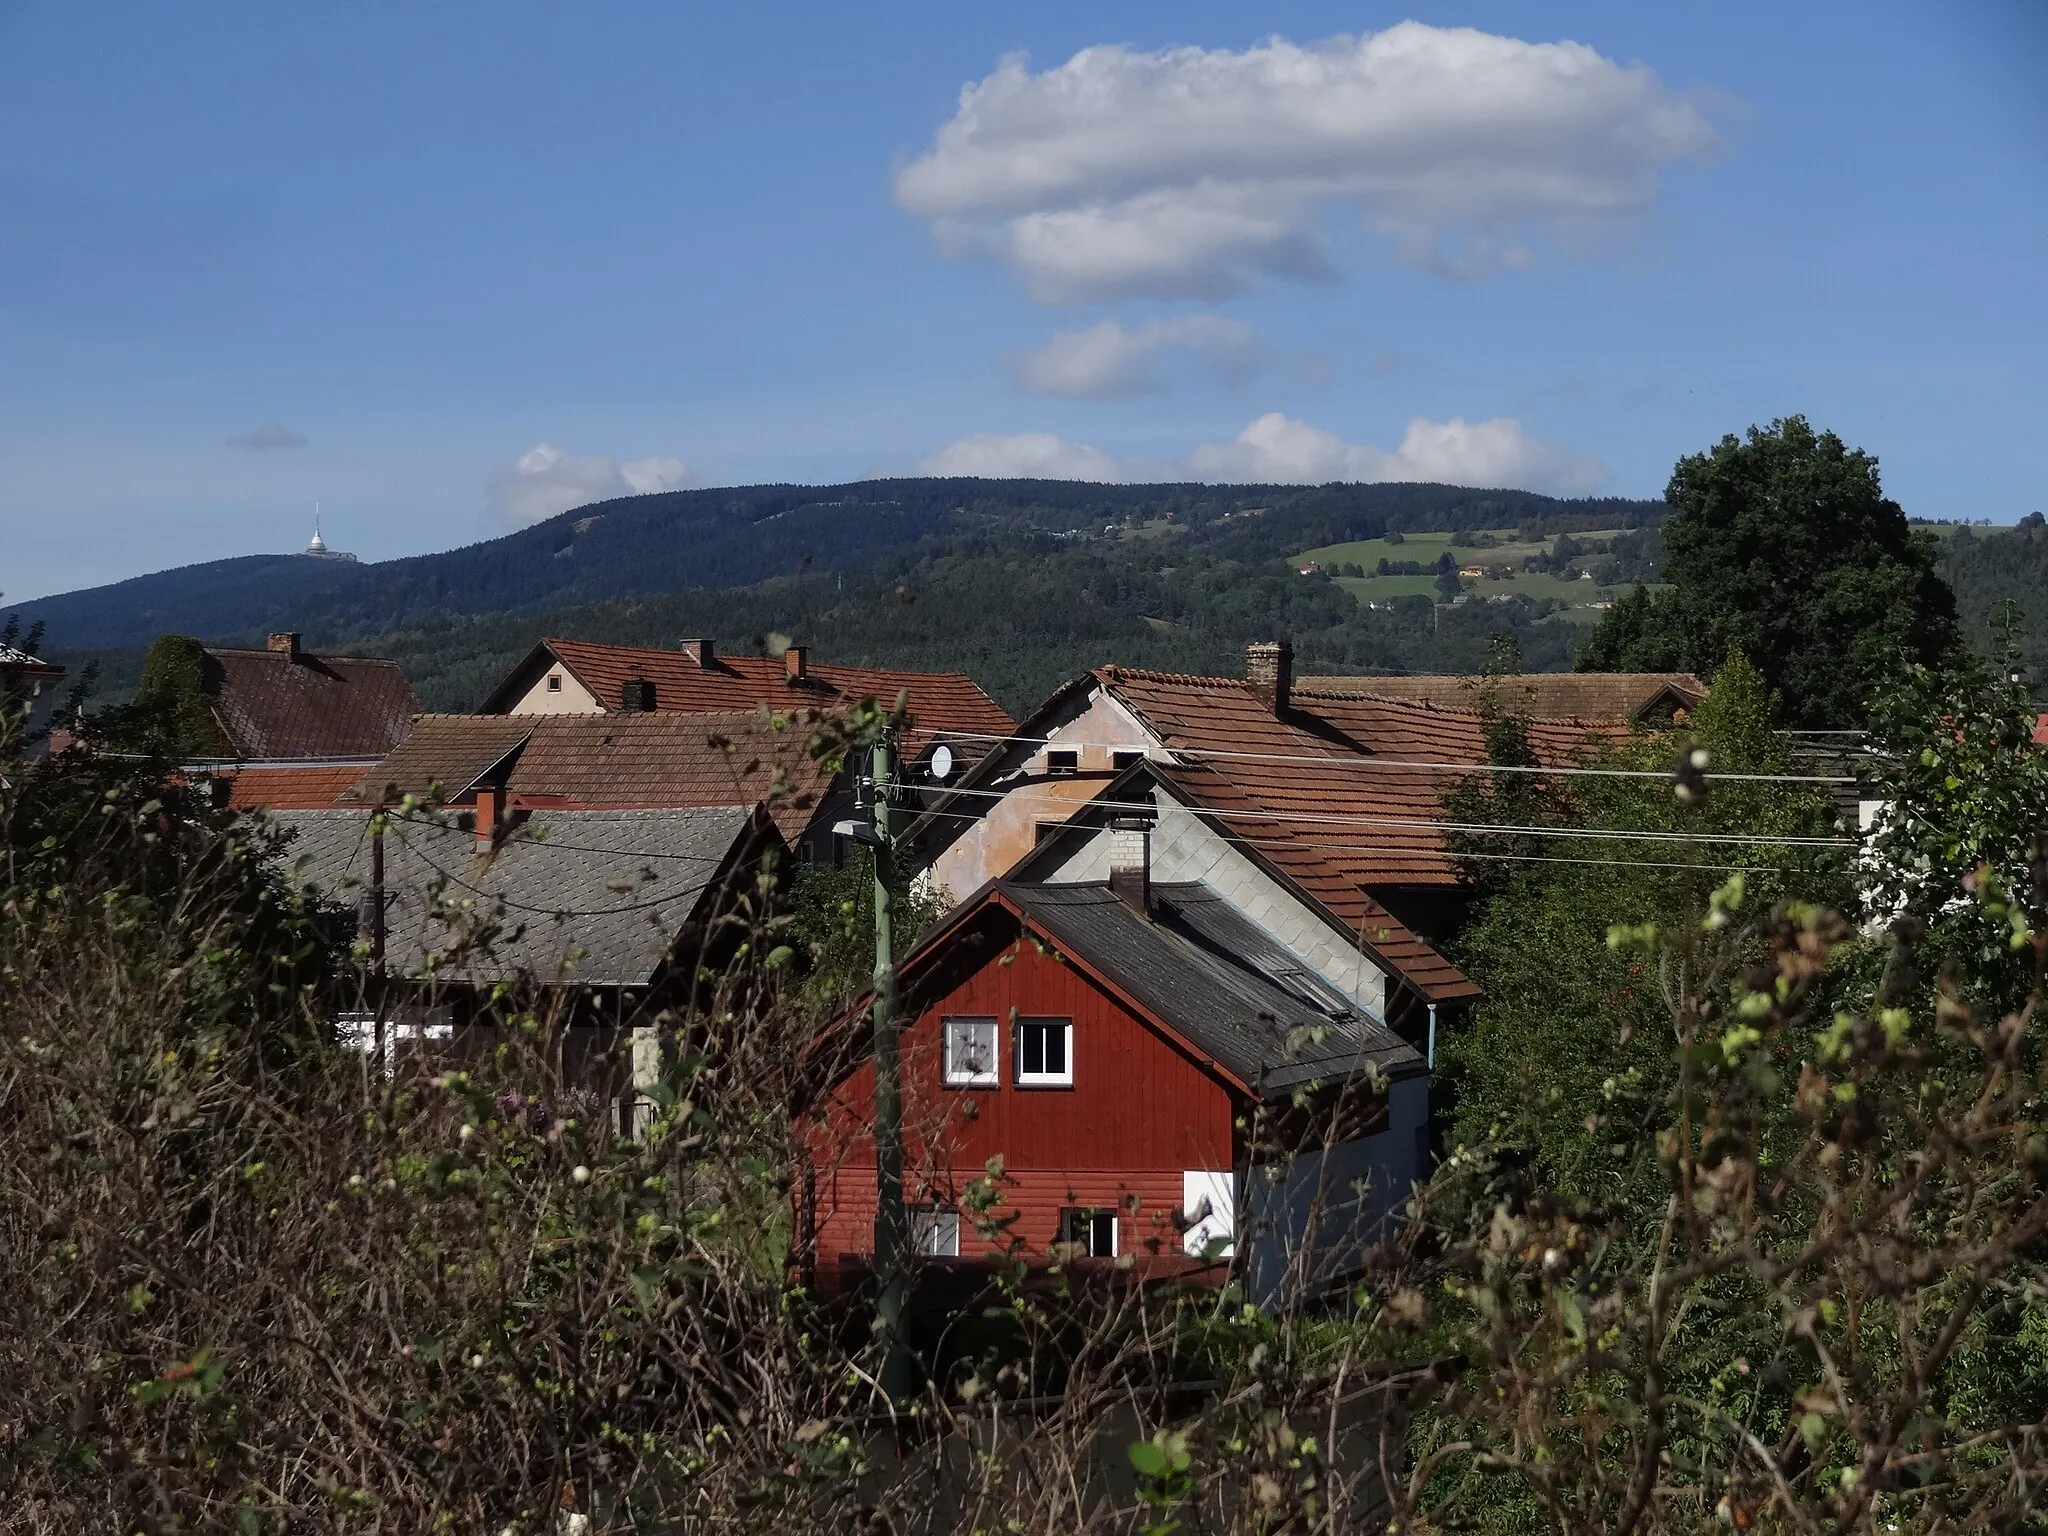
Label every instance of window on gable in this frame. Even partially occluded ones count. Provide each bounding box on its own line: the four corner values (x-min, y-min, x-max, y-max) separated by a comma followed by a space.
942, 1016, 999, 1086
1057, 1207, 1116, 1257
1045, 748, 1078, 777
1016, 1016, 1073, 1087
546, 673, 562, 693
911, 1205, 961, 1258
1111, 749, 1146, 773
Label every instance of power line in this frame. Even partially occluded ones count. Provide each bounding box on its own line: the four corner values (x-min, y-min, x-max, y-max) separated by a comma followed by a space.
925, 727, 1866, 786
909, 777, 1859, 849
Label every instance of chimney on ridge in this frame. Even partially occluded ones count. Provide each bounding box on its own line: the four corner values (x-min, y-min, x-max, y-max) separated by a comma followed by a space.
1245, 639, 1292, 715
681, 638, 715, 670
621, 677, 656, 711
474, 785, 503, 852
784, 645, 809, 684
1106, 810, 1154, 919
267, 632, 302, 661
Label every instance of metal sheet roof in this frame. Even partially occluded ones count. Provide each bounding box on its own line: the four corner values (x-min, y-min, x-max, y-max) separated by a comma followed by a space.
1000, 881, 1424, 1096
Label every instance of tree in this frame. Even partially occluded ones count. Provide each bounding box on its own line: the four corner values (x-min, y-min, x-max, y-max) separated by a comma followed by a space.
126, 632, 229, 757
1578, 417, 1959, 727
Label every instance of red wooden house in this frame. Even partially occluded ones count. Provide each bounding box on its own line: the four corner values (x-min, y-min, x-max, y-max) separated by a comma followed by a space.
798, 818, 1427, 1304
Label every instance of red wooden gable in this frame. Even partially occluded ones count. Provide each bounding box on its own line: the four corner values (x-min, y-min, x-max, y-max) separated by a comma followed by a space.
798, 902, 1240, 1283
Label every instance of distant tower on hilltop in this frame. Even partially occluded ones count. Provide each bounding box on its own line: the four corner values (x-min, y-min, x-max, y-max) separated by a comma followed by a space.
301, 505, 358, 563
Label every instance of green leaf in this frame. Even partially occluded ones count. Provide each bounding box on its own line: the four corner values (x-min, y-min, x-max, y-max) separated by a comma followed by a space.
1128, 1440, 1167, 1477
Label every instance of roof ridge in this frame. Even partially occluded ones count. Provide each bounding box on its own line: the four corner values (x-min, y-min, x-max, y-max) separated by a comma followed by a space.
1097, 665, 1247, 689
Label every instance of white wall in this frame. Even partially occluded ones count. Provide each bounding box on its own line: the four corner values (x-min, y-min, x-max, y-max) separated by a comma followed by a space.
507, 666, 602, 715
1242, 1073, 1430, 1307
1032, 782, 1390, 1018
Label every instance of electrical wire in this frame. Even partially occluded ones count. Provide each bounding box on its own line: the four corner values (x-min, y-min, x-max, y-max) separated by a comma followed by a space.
920, 726, 1870, 786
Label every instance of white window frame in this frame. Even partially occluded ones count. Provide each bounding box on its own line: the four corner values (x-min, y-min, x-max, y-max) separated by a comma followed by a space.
546, 673, 562, 692
910, 1205, 961, 1258
338, 1009, 453, 1079
1015, 1016, 1074, 1088
1058, 1207, 1117, 1257
942, 1016, 999, 1087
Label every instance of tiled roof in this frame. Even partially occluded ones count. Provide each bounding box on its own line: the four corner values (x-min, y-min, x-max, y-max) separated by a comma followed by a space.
510, 638, 1014, 751
1097, 665, 1613, 907
270, 805, 763, 986
340, 715, 537, 805
1298, 671, 1706, 722
223, 765, 369, 811
204, 648, 421, 761
0, 644, 63, 675
342, 711, 835, 843
1005, 882, 1424, 1096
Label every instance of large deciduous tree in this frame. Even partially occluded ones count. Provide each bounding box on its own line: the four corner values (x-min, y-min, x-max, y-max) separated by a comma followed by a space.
1578, 417, 1958, 726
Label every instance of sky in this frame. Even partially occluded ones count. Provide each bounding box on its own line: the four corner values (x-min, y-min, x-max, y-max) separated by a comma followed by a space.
2, 1, 2044, 601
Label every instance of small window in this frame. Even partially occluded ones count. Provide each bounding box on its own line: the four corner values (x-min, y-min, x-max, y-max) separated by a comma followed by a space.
1016, 1016, 1073, 1087
1057, 1207, 1116, 1257
1045, 748, 1078, 777
943, 1017, 999, 1086
1111, 749, 1146, 773
1033, 821, 1063, 847
546, 673, 562, 692
911, 1205, 961, 1258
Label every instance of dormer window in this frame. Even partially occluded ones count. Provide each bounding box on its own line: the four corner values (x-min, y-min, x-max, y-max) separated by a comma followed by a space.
1045, 749, 1078, 777
546, 674, 562, 693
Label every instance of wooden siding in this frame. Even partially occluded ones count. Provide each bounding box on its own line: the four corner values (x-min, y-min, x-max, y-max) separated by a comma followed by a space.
802, 917, 1237, 1271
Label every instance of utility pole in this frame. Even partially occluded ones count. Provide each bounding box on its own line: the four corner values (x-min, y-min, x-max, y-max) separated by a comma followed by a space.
865, 731, 916, 1404
369, 808, 388, 1069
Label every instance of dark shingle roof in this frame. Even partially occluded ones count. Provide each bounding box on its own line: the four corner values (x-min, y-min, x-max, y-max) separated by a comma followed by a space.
204, 647, 421, 761
998, 881, 1423, 1096
270, 805, 762, 985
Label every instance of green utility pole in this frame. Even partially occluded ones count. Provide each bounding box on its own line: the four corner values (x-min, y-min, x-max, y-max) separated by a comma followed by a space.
866, 731, 916, 1404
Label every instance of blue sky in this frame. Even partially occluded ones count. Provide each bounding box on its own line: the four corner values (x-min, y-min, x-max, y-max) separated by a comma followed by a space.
2, 1, 2043, 600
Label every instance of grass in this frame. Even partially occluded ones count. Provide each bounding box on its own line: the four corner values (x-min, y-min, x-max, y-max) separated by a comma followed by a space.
1301, 528, 1636, 615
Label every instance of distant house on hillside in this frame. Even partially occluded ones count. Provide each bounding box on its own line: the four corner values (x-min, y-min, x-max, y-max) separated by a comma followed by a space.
336, 709, 843, 859
1296, 671, 1707, 727
477, 637, 1014, 768
194, 633, 423, 811
1, 642, 64, 705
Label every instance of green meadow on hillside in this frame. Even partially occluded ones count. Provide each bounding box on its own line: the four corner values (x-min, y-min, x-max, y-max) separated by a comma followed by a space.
1297, 527, 1638, 619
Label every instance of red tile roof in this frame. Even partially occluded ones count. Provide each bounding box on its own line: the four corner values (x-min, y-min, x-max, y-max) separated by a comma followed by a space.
1299, 671, 1706, 723
204, 647, 421, 761
1089, 668, 1623, 1003
505, 638, 1013, 751
221, 765, 368, 811
342, 710, 836, 843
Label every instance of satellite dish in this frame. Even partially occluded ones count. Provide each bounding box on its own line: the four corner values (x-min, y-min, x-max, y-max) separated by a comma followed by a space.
930, 744, 955, 781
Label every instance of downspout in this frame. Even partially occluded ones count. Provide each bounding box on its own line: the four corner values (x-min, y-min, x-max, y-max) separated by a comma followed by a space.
1427, 1002, 1438, 1072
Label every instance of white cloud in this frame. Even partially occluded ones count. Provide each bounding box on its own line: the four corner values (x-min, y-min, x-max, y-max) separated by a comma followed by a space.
917, 412, 1602, 495
1017, 315, 1273, 399
228, 422, 306, 450
914, 431, 1123, 481
895, 22, 1721, 302
486, 443, 692, 529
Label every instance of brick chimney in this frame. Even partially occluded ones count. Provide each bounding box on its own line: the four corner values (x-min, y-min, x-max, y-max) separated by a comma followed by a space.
267, 632, 302, 661
1245, 640, 1292, 714
1106, 811, 1154, 919
474, 785, 503, 851
783, 645, 809, 684
680, 638, 715, 670
621, 677, 656, 711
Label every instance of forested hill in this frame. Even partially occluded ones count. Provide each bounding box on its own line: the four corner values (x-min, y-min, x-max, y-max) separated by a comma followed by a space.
21, 478, 1662, 654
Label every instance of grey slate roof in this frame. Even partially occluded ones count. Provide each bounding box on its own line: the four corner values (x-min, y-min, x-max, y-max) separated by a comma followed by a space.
998, 881, 1424, 1096
270, 805, 761, 986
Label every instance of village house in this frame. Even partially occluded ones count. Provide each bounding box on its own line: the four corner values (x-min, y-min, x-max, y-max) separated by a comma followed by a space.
1297, 670, 1707, 726
798, 766, 1428, 1306
477, 635, 1013, 771
271, 799, 783, 1119
191, 632, 424, 810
